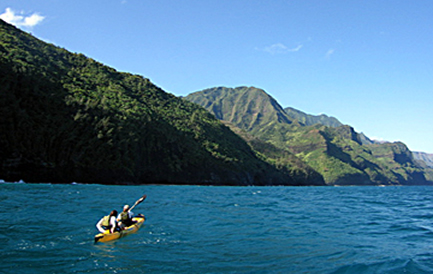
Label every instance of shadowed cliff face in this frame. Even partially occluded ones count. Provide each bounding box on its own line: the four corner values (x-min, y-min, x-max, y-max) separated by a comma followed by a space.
413, 151, 433, 168
186, 86, 433, 186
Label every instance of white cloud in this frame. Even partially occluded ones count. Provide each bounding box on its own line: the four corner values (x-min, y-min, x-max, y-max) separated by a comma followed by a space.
262, 43, 303, 54
370, 137, 391, 144
325, 49, 335, 59
0, 8, 45, 28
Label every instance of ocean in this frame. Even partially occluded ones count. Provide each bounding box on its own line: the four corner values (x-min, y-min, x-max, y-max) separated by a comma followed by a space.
1, 182, 433, 273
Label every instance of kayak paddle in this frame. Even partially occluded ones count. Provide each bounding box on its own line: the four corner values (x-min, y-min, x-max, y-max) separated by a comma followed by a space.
129, 194, 146, 212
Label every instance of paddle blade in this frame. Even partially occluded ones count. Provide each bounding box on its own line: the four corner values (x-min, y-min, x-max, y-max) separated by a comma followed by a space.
137, 194, 147, 204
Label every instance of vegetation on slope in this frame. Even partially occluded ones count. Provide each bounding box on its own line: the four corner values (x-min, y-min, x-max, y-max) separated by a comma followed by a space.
284, 107, 343, 127
187, 87, 294, 131
0, 20, 311, 185
186, 86, 433, 185
221, 121, 325, 186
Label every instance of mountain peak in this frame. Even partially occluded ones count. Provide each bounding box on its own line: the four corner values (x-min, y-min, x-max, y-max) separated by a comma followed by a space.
186, 86, 293, 130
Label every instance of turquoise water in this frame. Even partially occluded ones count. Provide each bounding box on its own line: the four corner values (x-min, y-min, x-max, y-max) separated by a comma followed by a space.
2, 183, 433, 273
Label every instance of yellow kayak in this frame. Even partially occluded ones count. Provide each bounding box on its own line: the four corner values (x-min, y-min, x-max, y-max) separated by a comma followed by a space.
94, 215, 145, 243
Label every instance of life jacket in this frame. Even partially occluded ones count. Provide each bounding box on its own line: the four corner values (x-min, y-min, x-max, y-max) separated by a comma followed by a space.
119, 211, 130, 222
101, 215, 111, 227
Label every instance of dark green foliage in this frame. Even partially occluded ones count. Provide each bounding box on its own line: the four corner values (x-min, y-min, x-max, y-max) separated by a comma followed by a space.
186, 86, 433, 185
221, 121, 325, 186
0, 20, 308, 185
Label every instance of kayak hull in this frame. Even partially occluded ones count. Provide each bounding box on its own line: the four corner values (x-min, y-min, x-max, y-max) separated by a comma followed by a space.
94, 215, 145, 243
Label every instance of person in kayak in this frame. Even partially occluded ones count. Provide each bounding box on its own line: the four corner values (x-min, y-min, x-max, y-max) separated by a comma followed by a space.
96, 210, 119, 234
117, 204, 137, 229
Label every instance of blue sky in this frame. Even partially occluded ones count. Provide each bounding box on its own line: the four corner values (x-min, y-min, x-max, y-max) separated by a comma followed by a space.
1, 1, 432, 153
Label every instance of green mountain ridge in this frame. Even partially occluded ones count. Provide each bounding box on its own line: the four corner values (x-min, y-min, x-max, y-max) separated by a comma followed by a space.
0, 19, 322, 186
283, 107, 343, 128
187, 87, 294, 131
185, 86, 433, 185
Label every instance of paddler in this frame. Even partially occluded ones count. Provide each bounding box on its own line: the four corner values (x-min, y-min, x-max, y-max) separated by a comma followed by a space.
96, 210, 119, 234
116, 195, 146, 230
117, 204, 137, 229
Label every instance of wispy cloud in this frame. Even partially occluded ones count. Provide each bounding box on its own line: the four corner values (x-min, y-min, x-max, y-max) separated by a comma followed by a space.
370, 137, 390, 144
260, 43, 303, 55
0, 8, 45, 28
325, 49, 335, 59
